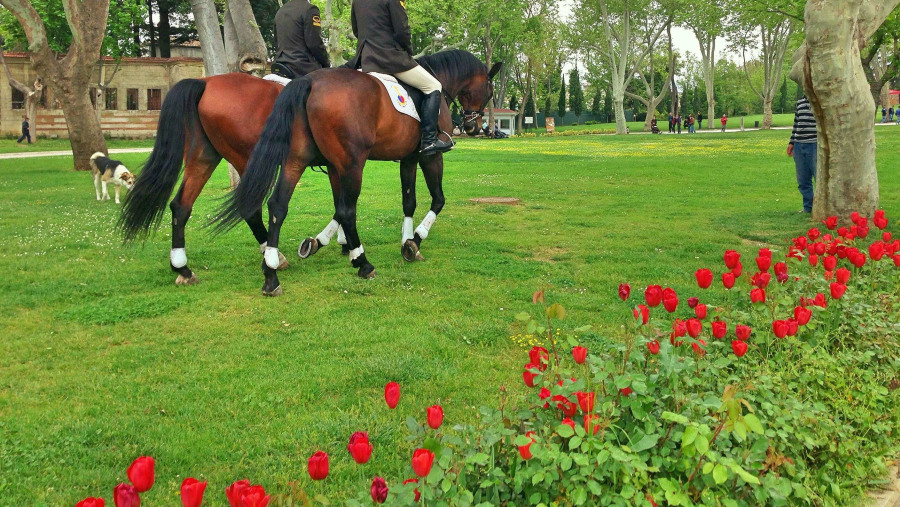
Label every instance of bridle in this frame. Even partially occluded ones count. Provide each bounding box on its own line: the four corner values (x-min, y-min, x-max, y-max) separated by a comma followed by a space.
444, 79, 494, 129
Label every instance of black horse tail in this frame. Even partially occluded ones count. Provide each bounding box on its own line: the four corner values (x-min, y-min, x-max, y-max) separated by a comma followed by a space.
212, 76, 312, 233
119, 78, 207, 242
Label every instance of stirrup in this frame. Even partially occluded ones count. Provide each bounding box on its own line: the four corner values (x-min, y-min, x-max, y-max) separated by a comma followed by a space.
420, 130, 455, 155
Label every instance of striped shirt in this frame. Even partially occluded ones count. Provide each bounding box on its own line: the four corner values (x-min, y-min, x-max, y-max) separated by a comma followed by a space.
790, 97, 817, 144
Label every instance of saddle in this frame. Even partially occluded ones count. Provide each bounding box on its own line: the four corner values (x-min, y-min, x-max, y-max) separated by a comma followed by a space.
366, 72, 422, 122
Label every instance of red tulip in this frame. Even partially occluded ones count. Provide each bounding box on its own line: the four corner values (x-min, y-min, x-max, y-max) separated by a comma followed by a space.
77, 498, 106, 507
403, 479, 421, 503
858, 225, 870, 239
180, 478, 207, 507
646, 339, 660, 355
723, 250, 741, 270
644, 285, 663, 307
691, 339, 706, 357
518, 432, 536, 460
426, 405, 444, 429
836, 267, 851, 284
884, 232, 893, 242
794, 306, 812, 326
225, 480, 251, 507
731, 262, 743, 277
686, 318, 702, 338
633, 304, 649, 325
308, 451, 329, 481
554, 395, 577, 417
126, 456, 154, 493
751, 272, 771, 288
806, 228, 820, 240
711, 320, 727, 339
661, 287, 678, 312
694, 303, 708, 320
529, 346, 549, 370
113, 483, 139, 507
750, 288, 766, 304
823, 256, 837, 271
411, 448, 435, 477
539, 387, 551, 408
347, 431, 373, 464
618, 283, 631, 301
732, 340, 748, 357
773, 262, 788, 283
722, 272, 736, 289
384, 381, 400, 409
870, 242, 885, 261
851, 211, 861, 222
695, 269, 713, 288
894, 255, 900, 267
851, 251, 867, 268
813, 292, 828, 308
815, 242, 826, 255
572, 346, 587, 364
584, 414, 600, 435
735, 325, 751, 341
561, 417, 576, 430
786, 318, 799, 336
772, 320, 788, 338
576, 391, 595, 413
672, 319, 687, 338
808, 254, 819, 267
756, 254, 771, 272
823, 216, 838, 229
523, 363, 539, 388
687, 297, 699, 308
241, 486, 270, 507
619, 387, 633, 396
370, 477, 388, 504
830, 282, 846, 299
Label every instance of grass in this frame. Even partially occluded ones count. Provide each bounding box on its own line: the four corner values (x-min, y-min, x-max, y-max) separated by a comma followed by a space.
0, 137, 156, 154
1, 129, 899, 505
552, 113, 798, 132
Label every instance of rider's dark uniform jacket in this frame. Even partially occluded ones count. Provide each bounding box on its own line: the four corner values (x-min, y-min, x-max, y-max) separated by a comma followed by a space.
347, 0, 416, 74
273, 0, 330, 78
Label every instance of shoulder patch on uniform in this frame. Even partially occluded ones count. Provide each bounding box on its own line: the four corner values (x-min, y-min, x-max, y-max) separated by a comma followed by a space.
312, 15, 321, 26
399, 0, 406, 9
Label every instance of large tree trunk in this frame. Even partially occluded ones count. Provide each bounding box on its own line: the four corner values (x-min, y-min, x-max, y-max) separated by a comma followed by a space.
224, 0, 268, 75
157, 0, 172, 58
791, 0, 900, 220
762, 97, 774, 128
0, 0, 110, 170
189, 0, 228, 75
323, 0, 349, 65
612, 95, 626, 133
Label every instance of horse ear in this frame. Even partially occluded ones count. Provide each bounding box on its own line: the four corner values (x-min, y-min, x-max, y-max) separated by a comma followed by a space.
488, 62, 503, 81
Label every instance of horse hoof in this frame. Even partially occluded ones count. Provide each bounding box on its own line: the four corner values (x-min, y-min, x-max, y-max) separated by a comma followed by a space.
358, 266, 377, 279
175, 274, 199, 286
298, 237, 319, 259
278, 251, 290, 270
262, 285, 284, 297
401, 240, 417, 262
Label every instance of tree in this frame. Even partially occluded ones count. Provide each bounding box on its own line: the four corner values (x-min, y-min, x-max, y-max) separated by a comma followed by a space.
687, 0, 725, 129
1, 0, 112, 170
569, 68, 584, 119
738, 19, 794, 128
625, 19, 676, 131
590, 90, 601, 115
557, 74, 566, 117
509, 93, 518, 111
861, 11, 900, 109
777, 77, 789, 113
524, 92, 536, 128
790, 0, 900, 219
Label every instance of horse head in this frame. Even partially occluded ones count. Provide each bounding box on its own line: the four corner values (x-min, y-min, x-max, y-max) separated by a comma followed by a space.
420, 51, 503, 136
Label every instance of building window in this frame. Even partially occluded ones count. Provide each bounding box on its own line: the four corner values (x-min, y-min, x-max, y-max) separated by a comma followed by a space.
105, 88, 118, 110
11, 87, 25, 109
500, 119, 510, 130
147, 88, 162, 110
127, 88, 139, 110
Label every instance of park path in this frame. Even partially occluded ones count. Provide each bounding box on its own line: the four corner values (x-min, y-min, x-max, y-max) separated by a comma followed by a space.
0, 147, 152, 160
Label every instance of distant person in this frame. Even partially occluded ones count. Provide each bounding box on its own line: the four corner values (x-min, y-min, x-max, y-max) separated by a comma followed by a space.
17, 116, 31, 144
676, 114, 682, 134
890, 106, 895, 122
697, 112, 703, 129
451, 125, 461, 136
720, 114, 727, 132
881, 106, 887, 123
668, 113, 674, 133
272, 0, 330, 79
688, 114, 695, 133
787, 95, 818, 213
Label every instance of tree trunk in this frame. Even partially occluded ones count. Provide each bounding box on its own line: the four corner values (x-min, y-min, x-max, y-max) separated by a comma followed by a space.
613, 96, 626, 133
61, 89, 108, 169
189, 0, 228, 75
224, 0, 268, 75
323, 0, 348, 66
147, 0, 157, 57
762, 97, 774, 128
791, 0, 900, 220
157, 0, 171, 58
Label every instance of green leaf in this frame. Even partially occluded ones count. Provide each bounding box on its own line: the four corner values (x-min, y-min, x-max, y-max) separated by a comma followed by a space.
560, 455, 573, 471
569, 435, 583, 450
703, 462, 714, 474
441, 478, 452, 492
734, 420, 747, 440
713, 464, 728, 484
744, 414, 764, 434
557, 424, 575, 438
694, 434, 709, 455
573, 487, 587, 505
532, 471, 545, 485
406, 415, 421, 434
467, 452, 489, 465
681, 426, 699, 447
546, 303, 566, 320
661, 411, 690, 425
515, 311, 531, 321
514, 435, 533, 446
731, 464, 761, 485
630, 433, 659, 453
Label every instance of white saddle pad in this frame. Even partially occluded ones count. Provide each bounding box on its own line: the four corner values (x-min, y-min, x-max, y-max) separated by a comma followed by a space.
263, 74, 291, 86
367, 72, 420, 122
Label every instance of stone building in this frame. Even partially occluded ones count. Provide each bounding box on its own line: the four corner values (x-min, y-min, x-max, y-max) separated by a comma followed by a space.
1, 52, 205, 139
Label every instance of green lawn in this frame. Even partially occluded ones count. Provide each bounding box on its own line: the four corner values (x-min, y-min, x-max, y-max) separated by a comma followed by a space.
552, 113, 798, 133
1, 130, 898, 505
0, 137, 156, 154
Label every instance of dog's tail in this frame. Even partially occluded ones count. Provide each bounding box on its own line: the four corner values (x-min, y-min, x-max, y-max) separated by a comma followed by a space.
212, 77, 312, 233
120, 78, 206, 242
90, 152, 105, 161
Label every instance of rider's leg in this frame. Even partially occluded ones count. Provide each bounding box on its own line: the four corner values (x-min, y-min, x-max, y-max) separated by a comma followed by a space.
395, 65, 453, 156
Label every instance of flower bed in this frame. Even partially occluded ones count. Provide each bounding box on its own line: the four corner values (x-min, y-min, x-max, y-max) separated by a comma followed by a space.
77, 212, 899, 506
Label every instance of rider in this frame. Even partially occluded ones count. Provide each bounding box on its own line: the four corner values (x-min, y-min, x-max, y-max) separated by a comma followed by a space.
347, 0, 453, 155
272, 0, 330, 79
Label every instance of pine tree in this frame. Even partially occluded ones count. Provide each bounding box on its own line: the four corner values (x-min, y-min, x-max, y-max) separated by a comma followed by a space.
778, 78, 789, 114
557, 75, 566, 117
525, 93, 536, 118
603, 91, 612, 121
591, 91, 601, 115
544, 96, 552, 115
569, 69, 584, 119
509, 94, 518, 112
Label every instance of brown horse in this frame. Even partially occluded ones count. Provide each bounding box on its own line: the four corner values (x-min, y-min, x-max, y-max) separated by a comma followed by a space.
214, 50, 500, 296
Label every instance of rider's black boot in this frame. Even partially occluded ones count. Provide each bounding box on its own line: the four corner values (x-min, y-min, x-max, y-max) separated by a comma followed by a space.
419, 91, 454, 156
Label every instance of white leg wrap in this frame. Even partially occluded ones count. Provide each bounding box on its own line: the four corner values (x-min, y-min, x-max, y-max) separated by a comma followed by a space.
264, 246, 281, 269
402, 217, 414, 244
316, 219, 340, 246
259, 242, 267, 254
349, 245, 364, 261
337, 225, 347, 245
170, 248, 187, 269
414, 211, 437, 240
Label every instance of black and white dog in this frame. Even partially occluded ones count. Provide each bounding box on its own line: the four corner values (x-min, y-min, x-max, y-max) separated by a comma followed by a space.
90, 152, 135, 204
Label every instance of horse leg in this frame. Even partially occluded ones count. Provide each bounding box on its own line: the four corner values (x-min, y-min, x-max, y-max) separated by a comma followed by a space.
249, 208, 289, 269
405, 155, 445, 261
261, 162, 305, 296
331, 165, 375, 278
399, 155, 424, 262
169, 150, 221, 286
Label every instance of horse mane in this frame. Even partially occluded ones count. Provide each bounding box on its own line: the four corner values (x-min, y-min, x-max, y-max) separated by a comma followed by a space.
417, 50, 486, 88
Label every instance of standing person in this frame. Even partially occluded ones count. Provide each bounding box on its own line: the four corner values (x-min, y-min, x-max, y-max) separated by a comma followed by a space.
720, 114, 727, 132
787, 95, 818, 213
272, 0, 331, 79
676, 114, 682, 134
881, 105, 887, 123
697, 112, 703, 129
890, 106, 895, 122
17, 116, 31, 144
688, 114, 695, 133
668, 112, 674, 133
347, 0, 453, 155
